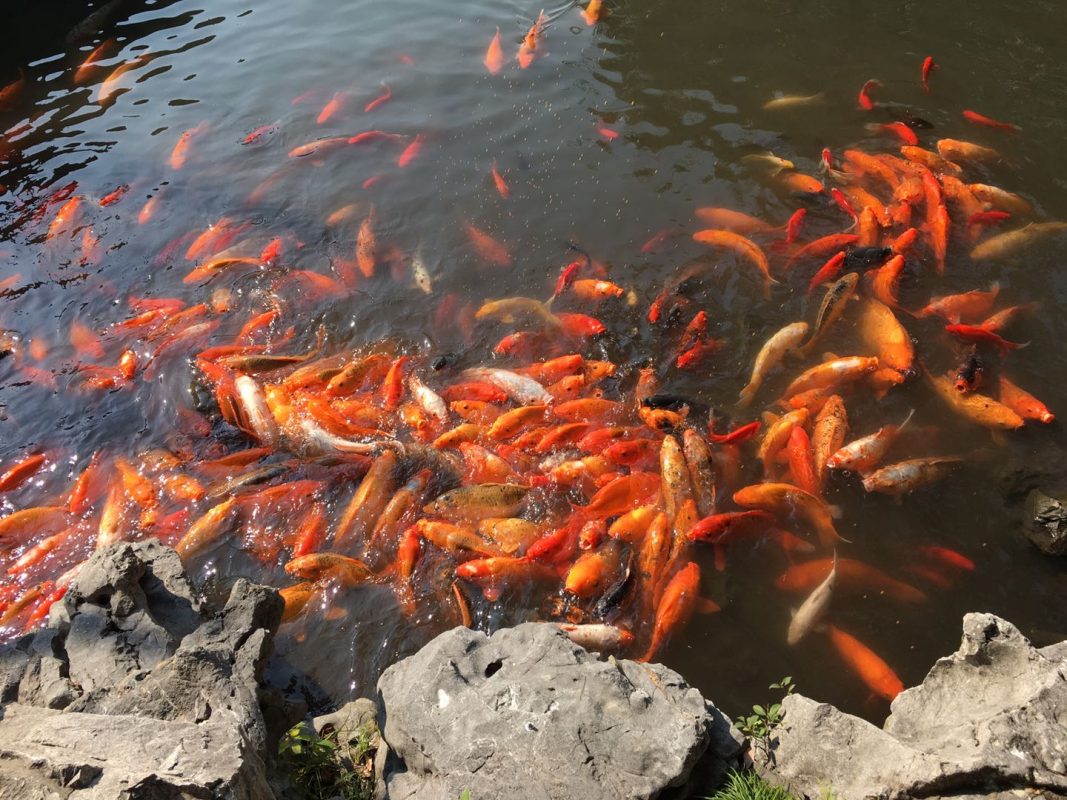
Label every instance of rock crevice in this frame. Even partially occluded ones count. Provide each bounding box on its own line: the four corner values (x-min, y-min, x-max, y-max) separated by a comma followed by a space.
0, 540, 297, 800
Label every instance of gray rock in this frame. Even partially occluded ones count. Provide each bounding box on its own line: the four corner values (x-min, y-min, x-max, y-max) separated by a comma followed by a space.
1025, 489, 1067, 555
0, 703, 272, 799
755, 613, 1067, 800
314, 697, 378, 739
376, 622, 743, 800
0, 541, 298, 799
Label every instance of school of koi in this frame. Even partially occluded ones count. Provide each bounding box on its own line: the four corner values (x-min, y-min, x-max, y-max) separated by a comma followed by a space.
0, 3, 1063, 705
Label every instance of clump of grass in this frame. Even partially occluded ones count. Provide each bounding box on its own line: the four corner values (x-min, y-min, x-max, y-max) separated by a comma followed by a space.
706, 769, 799, 800
278, 718, 378, 800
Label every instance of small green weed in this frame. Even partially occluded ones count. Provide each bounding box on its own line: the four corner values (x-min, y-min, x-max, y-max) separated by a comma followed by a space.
706, 769, 799, 800
278, 719, 377, 800
735, 676, 795, 753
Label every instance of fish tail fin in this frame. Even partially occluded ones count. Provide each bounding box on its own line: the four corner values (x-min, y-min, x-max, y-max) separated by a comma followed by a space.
696, 597, 722, 614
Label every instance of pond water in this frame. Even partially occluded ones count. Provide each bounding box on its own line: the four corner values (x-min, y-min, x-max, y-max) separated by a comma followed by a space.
1, 0, 1065, 722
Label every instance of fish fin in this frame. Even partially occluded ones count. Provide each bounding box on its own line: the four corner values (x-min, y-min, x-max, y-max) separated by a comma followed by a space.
898, 409, 916, 430
828, 504, 844, 520
696, 597, 722, 614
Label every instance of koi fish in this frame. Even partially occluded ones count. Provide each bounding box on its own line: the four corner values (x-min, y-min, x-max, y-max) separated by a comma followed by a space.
921, 56, 937, 91
998, 376, 1053, 423
491, 161, 510, 199
397, 134, 424, 168
733, 482, 842, 547
641, 561, 701, 662
692, 229, 775, 296
962, 109, 1019, 132
518, 10, 548, 70
945, 323, 1027, 354
787, 551, 836, 645
970, 222, 1067, 261
825, 625, 903, 702
464, 222, 512, 267
762, 93, 824, 110
484, 28, 505, 74
862, 456, 962, 496
827, 411, 913, 473
800, 272, 859, 358
738, 322, 802, 407
936, 138, 1000, 164
858, 79, 882, 110
927, 372, 1024, 430
581, 0, 605, 25
364, 84, 391, 113
170, 122, 207, 170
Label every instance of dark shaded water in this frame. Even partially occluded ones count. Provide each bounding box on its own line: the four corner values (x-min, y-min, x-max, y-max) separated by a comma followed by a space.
1, 0, 1065, 721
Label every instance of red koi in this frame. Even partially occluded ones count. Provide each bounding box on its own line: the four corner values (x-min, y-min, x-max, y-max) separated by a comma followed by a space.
784, 208, 807, 244
867, 121, 918, 146
921, 56, 937, 91
708, 420, 760, 445
962, 109, 1019, 132
99, 184, 128, 207
241, 123, 277, 145
945, 323, 1027, 353
858, 79, 882, 110
316, 92, 346, 124
491, 161, 510, 199
397, 135, 424, 168
364, 84, 392, 113
967, 210, 1011, 227
807, 251, 846, 296
918, 545, 975, 571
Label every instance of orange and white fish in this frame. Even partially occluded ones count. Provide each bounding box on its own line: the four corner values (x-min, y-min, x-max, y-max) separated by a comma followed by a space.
518, 10, 548, 70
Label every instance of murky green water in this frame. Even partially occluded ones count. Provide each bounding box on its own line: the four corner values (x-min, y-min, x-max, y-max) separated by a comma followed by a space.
1, 0, 1065, 720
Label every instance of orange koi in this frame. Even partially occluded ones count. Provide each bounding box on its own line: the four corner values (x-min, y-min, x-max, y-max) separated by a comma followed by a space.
397, 134, 424, 168
998, 376, 1053, 423
642, 561, 701, 662
582, 0, 605, 24
826, 625, 903, 702
464, 222, 512, 267
0, 453, 46, 492
692, 229, 775, 296
517, 10, 548, 70
491, 161, 510, 199
169, 122, 207, 170
75, 38, 118, 84
47, 196, 82, 240
484, 28, 505, 74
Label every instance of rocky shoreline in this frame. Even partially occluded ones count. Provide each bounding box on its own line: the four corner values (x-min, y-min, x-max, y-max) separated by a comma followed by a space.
0, 541, 1063, 799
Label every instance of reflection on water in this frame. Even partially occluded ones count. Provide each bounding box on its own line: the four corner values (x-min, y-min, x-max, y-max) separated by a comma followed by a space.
1, 0, 1065, 718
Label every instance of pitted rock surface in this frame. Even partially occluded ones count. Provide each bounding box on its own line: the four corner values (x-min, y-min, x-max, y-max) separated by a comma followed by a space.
375, 622, 743, 800
755, 613, 1067, 800
0, 541, 291, 799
